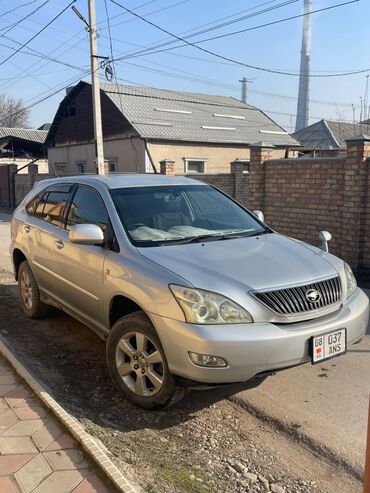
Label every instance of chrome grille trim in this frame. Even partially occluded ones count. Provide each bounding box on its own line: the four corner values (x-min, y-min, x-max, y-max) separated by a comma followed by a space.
252, 276, 342, 316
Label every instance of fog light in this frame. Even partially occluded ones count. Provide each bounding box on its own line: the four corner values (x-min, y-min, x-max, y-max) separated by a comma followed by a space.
188, 352, 227, 367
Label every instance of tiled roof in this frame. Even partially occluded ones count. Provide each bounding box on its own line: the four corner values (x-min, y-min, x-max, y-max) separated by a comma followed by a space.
293, 119, 370, 150
0, 127, 47, 144
99, 82, 299, 147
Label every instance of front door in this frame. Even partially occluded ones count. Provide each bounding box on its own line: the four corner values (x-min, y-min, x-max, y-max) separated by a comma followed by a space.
50, 185, 109, 330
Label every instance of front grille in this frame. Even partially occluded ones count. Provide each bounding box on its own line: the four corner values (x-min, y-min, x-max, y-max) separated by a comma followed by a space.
253, 276, 342, 316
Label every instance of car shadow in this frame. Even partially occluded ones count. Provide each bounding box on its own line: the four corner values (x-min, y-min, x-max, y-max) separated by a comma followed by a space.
0, 281, 266, 434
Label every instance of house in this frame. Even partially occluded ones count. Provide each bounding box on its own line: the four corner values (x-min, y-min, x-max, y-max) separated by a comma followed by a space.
46, 81, 299, 175
293, 119, 370, 156
0, 126, 48, 173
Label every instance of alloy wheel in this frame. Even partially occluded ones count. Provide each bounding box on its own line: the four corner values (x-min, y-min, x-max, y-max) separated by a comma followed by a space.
20, 269, 33, 310
115, 331, 165, 397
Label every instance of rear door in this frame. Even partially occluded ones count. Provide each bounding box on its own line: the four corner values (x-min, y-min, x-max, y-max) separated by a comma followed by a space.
49, 185, 109, 330
25, 184, 73, 295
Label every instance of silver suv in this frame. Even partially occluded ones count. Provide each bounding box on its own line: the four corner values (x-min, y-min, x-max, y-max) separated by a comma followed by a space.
10, 175, 369, 409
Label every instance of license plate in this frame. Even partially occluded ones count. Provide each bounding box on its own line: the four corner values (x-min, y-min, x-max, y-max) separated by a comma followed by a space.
312, 328, 347, 364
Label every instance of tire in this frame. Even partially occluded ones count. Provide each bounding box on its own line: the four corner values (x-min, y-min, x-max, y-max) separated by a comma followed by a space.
106, 311, 184, 410
18, 261, 49, 319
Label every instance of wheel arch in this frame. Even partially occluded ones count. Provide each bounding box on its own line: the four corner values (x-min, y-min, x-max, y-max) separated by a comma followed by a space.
109, 294, 150, 329
13, 249, 28, 281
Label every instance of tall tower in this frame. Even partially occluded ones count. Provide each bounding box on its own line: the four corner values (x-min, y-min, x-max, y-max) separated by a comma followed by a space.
295, 0, 312, 131
239, 77, 248, 104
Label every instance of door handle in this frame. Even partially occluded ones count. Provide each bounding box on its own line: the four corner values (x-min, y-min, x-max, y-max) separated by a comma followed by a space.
54, 240, 64, 249
23, 225, 31, 233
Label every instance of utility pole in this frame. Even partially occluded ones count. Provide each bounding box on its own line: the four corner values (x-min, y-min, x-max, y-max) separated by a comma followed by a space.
72, 3, 105, 174
239, 77, 252, 104
295, 0, 312, 132
87, 0, 105, 174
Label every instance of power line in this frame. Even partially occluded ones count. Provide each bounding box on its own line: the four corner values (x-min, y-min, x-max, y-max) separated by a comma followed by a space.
0, 0, 50, 37
111, 0, 368, 78
110, 0, 298, 64
0, 36, 86, 73
0, 0, 38, 20
0, 0, 77, 69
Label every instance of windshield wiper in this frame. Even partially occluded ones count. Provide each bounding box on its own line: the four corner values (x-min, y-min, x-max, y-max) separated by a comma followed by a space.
160, 230, 270, 245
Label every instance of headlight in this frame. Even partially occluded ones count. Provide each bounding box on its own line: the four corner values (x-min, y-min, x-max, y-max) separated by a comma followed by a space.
169, 285, 253, 324
344, 263, 357, 297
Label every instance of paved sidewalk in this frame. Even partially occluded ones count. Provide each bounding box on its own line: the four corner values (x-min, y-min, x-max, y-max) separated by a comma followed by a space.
0, 355, 114, 493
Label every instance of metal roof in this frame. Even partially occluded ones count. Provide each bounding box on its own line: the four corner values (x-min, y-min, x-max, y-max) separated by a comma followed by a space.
0, 127, 47, 144
293, 119, 370, 150
98, 82, 299, 147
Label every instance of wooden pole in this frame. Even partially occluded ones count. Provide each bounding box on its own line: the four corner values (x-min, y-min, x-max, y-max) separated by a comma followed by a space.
365, 396, 370, 493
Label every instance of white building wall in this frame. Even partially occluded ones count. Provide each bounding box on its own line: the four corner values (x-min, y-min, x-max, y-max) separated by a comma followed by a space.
48, 138, 146, 174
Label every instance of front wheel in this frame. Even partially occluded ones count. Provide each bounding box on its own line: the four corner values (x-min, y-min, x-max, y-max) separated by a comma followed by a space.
106, 311, 184, 410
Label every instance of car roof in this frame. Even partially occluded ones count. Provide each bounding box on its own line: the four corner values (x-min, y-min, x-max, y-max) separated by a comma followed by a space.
36, 173, 206, 190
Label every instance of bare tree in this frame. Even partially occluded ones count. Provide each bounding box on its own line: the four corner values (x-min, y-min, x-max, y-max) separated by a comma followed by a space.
0, 94, 30, 128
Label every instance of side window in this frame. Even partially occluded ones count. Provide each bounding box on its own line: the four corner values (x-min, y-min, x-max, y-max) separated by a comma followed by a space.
32, 185, 72, 228
33, 192, 48, 220
43, 187, 71, 228
26, 193, 42, 215
67, 187, 108, 232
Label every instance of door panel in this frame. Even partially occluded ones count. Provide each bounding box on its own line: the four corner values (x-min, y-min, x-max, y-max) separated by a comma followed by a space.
50, 228, 107, 329
47, 185, 110, 329
26, 185, 71, 294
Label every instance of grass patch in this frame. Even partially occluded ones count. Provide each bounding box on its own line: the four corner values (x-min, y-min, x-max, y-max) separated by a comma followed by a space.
151, 459, 213, 493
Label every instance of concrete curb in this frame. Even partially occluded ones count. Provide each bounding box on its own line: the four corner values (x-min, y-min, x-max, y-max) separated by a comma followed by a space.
0, 336, 140, 493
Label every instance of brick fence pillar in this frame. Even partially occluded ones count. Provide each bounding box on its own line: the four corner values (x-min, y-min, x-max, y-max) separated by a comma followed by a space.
0, 163, 17, 208
230, 158, 247, 204
339, 134, 370, 270
160, 159, 175, 176
248, 143, 275, 210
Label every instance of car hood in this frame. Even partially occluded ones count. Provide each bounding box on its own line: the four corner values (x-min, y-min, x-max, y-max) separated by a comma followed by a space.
137, 233, 343, 293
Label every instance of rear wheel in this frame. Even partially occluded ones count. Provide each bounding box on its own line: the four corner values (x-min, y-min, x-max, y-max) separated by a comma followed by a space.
18, 261, 49, 319
106, 311, 184, 409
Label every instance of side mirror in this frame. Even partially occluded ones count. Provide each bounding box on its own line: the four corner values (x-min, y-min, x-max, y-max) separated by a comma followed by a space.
319, 230, 332, 252
252, 210, 265, 223
69, 224, 105, 246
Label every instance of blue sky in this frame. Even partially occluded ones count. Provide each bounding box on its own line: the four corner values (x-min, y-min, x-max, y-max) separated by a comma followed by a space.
0, 0, 369, 131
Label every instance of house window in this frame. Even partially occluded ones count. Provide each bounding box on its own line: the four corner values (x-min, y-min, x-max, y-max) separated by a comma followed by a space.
184, 159, 206, 174
106, 158, 117, 173
76, 161, 86, 174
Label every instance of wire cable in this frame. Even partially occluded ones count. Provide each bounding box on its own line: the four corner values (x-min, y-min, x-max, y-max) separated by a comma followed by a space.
110, 0, 369, 78
110, 0, 298, 63
0, 0, 77, 69
0, 0, 50, 37
0, 0, 39, 19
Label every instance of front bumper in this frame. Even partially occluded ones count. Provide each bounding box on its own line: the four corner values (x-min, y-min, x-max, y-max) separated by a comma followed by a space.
151, 287, 369, 384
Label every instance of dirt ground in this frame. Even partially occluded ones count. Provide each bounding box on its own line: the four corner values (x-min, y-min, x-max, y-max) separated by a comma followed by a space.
0, 269, 362, 493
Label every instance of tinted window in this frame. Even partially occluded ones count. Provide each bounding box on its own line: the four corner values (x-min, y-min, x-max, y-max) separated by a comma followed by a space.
33, 192, 48, 220
26, 193, 42, 215
32, 185, 72, 228
67, 187, 108, 232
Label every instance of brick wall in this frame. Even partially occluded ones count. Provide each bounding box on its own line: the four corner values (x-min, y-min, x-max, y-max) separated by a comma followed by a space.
13, 165, 53, 206
262, 157, 345, 254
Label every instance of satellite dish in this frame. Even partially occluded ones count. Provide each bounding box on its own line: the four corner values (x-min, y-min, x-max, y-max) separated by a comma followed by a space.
105, 64, 113, 81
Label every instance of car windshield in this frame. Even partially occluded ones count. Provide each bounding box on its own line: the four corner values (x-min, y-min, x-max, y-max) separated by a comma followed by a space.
110, 185, 270, 247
